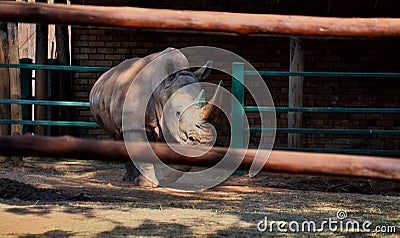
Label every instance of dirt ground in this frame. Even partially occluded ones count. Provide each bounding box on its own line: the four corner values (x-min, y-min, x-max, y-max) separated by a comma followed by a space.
0, 157, 399, 237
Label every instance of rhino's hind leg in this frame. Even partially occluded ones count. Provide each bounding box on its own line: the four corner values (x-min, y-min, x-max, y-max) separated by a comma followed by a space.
122, 164, 140, 182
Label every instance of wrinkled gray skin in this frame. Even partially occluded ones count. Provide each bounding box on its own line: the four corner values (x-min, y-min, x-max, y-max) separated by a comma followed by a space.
90, 48, 218, 187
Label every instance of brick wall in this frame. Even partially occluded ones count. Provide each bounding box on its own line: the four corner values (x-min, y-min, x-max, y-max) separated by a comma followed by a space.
70, 0, 400, 151
301, 39, 400, 150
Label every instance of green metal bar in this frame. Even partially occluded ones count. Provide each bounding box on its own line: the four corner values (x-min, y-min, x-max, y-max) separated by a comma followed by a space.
10, 102, 397, 114
248, 146, 399, 156
245, 70, 400, 77
245, 106, 400, 113
249, 127, 400, 135
0, 63, 110, 72
231, 62, 245, 148
0, 99, 90, 107
0, 120, 98, 127
2, 63, 400, 77
273, 147, 400, 157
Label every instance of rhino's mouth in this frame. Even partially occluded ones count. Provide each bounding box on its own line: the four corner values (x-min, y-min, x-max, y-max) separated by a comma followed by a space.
181, 123, 215, 145
179, 131, 200, 145
186, 133, 201, 145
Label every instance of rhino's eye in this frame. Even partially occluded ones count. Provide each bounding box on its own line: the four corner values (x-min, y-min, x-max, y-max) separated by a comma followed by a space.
176, 111, 181, 117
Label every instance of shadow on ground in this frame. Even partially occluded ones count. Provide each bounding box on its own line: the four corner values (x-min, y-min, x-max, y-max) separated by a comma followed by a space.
0, 159, 398, 237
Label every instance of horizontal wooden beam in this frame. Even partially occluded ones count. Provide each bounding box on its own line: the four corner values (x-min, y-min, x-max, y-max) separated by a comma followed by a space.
0, 135, 399, 181
0, 2, 400, 37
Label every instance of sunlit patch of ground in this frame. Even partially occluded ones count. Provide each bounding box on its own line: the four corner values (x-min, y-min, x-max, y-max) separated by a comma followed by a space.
0, 158, 398, 237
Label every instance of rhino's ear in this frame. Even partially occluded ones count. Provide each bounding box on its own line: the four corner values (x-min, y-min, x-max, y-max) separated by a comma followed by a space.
164, 61, 177, 87
194, 60, 213, 81
165, 60, 176, 78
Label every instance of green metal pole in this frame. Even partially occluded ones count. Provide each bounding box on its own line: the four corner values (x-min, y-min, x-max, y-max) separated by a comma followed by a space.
231, 62, 245, 148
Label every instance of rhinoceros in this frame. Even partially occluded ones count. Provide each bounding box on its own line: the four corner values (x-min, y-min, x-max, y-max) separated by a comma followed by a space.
89, 48, 221, 187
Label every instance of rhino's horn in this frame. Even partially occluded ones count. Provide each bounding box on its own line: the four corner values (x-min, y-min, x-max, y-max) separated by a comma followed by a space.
195, 89, 206, 107
201, 81, 223, 121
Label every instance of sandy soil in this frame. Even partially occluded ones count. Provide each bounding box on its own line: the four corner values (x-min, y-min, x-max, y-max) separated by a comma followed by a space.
0, 157, 399, 237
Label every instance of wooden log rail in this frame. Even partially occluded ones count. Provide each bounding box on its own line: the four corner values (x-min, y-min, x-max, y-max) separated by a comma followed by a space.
1, 2, 400, 37
0, 135, 400, 181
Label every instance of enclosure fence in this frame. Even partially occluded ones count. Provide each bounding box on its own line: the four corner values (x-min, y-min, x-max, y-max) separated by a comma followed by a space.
1, 63, 400, 156
0, 63, 105, 128
230, 62, 400, 156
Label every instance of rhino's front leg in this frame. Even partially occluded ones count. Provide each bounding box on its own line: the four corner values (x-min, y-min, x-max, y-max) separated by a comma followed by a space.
123, 130, 159, 188
133, 163, 159, 188
123, 160, 159, 188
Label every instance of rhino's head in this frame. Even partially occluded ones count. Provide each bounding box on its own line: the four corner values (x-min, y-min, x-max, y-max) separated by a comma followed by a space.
159, 61, 221, 145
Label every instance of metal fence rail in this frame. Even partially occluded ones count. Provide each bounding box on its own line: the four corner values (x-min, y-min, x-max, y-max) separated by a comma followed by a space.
1, 62, 400, 156
0, 63, 104, 128
231, 62, 400, 156
0, 99, 90, 107
266, 147, 400, 157
249, 128, 400, 135
0, 98, 96, 127
246, 70, 400, 77
246, 106, 400, 113
0, 63, 109, 71
0, 120, 97, 127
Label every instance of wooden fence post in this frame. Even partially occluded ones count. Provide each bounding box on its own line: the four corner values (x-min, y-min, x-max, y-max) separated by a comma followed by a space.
0, 23, 10, 136
55, 0, 72, 136
288, 36, 304, 148
35, 0, 48, 135
7, 22, 22, 135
